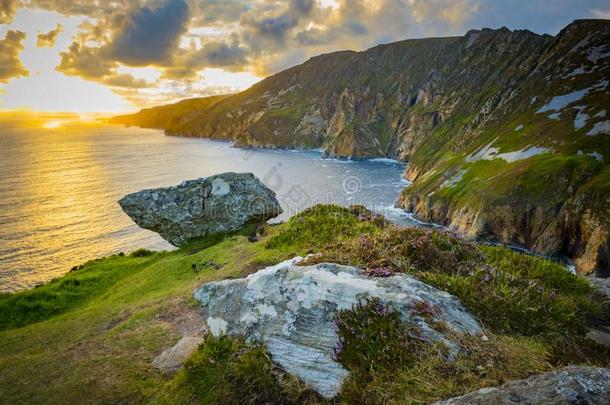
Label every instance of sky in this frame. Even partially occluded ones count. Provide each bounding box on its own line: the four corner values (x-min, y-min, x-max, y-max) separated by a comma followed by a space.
0, 0, 609, 113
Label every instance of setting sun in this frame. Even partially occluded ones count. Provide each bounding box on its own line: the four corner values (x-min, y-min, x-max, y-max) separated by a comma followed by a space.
41, 119, 65, 128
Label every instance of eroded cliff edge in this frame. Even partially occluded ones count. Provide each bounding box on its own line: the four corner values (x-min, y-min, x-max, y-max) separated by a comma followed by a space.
111, 20, 610, 274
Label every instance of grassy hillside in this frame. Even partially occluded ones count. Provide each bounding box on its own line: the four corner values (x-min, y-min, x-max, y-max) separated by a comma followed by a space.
110, 20, 610, 276
1, 205, 609, 404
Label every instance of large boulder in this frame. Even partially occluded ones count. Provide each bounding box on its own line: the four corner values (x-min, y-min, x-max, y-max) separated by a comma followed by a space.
194, 257, 482, 398
119, 172, 282, 246
434, 366, 610, 404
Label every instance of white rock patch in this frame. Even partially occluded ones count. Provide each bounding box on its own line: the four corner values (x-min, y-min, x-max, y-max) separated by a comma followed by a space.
574, 106, 589, 130
576, 150, 603, 162
494, 146, 550, 163
537, 89, 589, 114
587, 45, 610, 63
211, 178, 231, 196
207, 317, 228, 335
514, 124, 524, 131
537, 81, 609, 119
194, 258, 482, 398
467, 140, 550, 163
466, 139, 499, 162
590, 152, 604, 162
569, 33, 592, 54
587, 121, 610, 136
441, 170, 466, 189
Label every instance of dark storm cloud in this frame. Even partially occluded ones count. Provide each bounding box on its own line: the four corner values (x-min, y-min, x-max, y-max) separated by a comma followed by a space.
240, 0, 316, 52
163, 35, 248, 79
109, 0, 190, 65
57, 38, 151, 88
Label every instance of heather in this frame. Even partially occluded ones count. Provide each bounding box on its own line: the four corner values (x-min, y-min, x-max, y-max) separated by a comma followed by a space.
1, 205, 609, 404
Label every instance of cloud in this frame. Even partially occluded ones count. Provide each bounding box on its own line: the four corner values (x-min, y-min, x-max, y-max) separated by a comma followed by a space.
109, 0, 190, 66
11, 0, 610, 108
591, 8, 610, 19
240, 0, 315, 53
189, 0, 250, 26
0, 0, 20, 24
0, 30, 29, 83
161, 38, 248, 79
37, 23, 63, 47
57, 38, 151, 88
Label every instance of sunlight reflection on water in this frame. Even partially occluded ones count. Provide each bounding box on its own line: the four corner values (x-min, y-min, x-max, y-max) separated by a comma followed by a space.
0, 121, 416, 292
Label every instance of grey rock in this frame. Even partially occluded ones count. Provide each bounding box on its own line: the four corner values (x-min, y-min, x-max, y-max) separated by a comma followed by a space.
434, 366, 610, 405
588, 277, 610, 298
194, 257, 482, 398
152, 335, 203, 373
119, 172, 282, 246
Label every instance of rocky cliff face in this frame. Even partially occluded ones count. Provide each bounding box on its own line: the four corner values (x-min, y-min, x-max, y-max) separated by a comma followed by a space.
111, 20, 610, 275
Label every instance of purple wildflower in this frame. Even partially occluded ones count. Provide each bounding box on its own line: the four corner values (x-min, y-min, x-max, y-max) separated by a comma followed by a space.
364, 266, 394, 277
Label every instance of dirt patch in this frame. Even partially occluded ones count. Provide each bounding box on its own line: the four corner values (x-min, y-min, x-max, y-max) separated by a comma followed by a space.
152, 298, 207, 373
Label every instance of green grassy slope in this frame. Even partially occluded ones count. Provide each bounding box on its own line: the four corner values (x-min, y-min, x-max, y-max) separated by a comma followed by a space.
110, 20, 610, 274
1, 205, 608, 404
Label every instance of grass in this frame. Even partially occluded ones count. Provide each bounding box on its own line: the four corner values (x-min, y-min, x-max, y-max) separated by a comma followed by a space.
301, 224, 610, 365
265, 204, 386, 252
167, 334, 322, 405
0, 205, 382, 404
0, 253, 159, 331
336, 299, 550, 404
0, 205, 608, 404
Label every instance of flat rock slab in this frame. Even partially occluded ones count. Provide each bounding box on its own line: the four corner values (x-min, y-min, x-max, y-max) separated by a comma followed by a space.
194, 258, 482, 398
119, 172, 282, 246
589, 277, 610, 298
434, 366, 610, 405
152, 335, 204, 373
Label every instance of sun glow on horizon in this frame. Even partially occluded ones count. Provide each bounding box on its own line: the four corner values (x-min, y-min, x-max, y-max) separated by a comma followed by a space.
0, 9, 262, 113
42, 120, 66, 129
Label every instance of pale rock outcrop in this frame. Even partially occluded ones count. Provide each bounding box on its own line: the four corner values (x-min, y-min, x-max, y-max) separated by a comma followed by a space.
152, 336, 203, 373
118, 172, 282, 246
193, 257, 482, 398
435, 366, 610, 404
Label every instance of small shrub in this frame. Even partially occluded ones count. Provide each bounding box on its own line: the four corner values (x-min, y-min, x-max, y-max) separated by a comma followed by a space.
363, 266, 394, 277
191, 260, 223, 273
333, 298, 429, 372
303, 227, 607, 340
334, 299, 550, 404
174, 334, 323, 404
130, 248, 154, 257
301, 226, 481, 277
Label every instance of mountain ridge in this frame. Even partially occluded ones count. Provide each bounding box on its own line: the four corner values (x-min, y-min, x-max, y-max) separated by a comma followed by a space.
111, 19, 610, 275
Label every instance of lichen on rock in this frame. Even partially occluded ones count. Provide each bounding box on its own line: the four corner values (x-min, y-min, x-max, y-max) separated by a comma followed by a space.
118, 172, 282, 246
434, 366, 610, 404
193, 257, 482, 398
